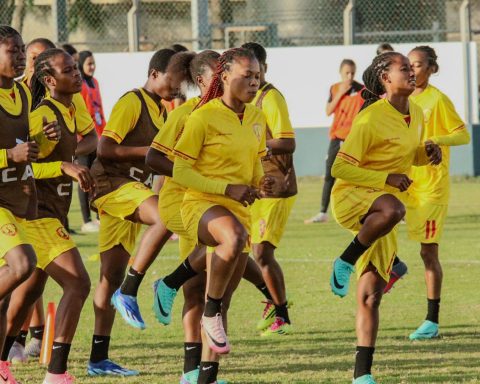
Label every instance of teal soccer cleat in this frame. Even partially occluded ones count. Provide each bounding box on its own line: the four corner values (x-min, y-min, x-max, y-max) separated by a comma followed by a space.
409, 320, 439, 340
330, 258, 355, 297
353, 374, 377, 383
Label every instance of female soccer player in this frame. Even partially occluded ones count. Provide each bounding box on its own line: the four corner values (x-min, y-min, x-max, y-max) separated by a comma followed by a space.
305, 59, 364, 224
2, 48, 96, 384
329, 52, 441, 383
406, 46, 470, 340
87, 49, 195, 377
171, 47, 269, 384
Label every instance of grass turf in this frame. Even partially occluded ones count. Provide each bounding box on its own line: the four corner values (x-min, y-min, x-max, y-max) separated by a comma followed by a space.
11, 177, 480, 383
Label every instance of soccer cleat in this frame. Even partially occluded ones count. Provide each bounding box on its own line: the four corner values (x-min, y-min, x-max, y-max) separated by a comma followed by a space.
304, 212, 328, 224
383, 260, 408, 294
153, 278, 178, 325
256, 299, 294, 331
87, 359, 139, 376
25, 337, 42, 358
201, 314, 230, 354
353, 374, 377, 384
111, 289, 146, 330
409, 320, 439, 340
7, 341, 27, 364
330, 258, 355, 297
81, 220, 99, 233
42, 371, 75, 384
261, 317, 291, 337
0, 361, 20, 383
180, 368, 227, 384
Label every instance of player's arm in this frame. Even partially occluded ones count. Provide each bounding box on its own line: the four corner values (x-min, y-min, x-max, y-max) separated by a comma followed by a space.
97, 93, 147, 162
76, 129, 98, 157
146, 148, 173, 177
263, 91, 296, 155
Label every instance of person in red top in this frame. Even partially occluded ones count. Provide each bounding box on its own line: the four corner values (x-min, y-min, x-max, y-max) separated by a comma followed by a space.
78, 50, 105, 233
305, 59, 364, 224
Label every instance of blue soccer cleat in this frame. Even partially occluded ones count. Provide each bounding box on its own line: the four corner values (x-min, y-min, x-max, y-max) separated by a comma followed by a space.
180, 368, 227, 384
330, 258, 355, 297
87, 359, 139, 376
111, 289, 146, 330
153, 278, 178, 325
353, 374, 377, 384
409, 320, 439, 340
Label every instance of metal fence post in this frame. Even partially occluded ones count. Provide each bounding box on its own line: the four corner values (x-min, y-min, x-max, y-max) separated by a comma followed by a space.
343, 0, 355, 45
460, 0, 472, 127
128, 0, 140, 52
191, 0, 210, 50
52, 0, 68, 43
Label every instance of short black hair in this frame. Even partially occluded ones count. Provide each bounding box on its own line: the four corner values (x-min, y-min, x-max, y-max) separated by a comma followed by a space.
411, 45, 439, 74
170, 44, 188, 53
340, 59, 356, 70
241, 42, 267, 65
376, 43, 394, 56
0, 25, 21, 44
148, 48, 177, 74
27, 38, 56, 50
61, 43, 77, 56
189, 50, 220, 84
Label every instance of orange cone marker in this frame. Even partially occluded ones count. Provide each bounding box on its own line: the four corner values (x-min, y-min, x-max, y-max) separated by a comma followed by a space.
39, 302, 56, 365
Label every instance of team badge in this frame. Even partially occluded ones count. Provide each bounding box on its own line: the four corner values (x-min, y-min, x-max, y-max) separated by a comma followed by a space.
56, 227, 70, 240
1, 223, 17, 236
252, 123, 262, 141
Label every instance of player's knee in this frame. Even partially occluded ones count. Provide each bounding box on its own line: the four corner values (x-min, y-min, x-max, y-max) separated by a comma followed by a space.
364, 291, 383, 309
10, 253, 36, 283
73, 276, 92, 302
383, 202, 405, 225
223, 225, 248, 258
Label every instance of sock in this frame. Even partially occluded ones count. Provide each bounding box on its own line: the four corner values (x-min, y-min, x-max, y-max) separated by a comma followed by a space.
1, 336, 17, 361
275, 302, 290, 324
183, 342, 202, 373
340, 236, 370, 265
89, 335, 110, 363
48, 342, 71, 374
426, 298, 440, 324
204, 295, 222, 317
354, 346, 375, 379
16, 330, 28, 347
393, 256, 400, 266
30, 325, 45, 341
120, 267, 145, 296
197, 361, 219, 384
256, 283, 273, 301
163, 258, 198, 291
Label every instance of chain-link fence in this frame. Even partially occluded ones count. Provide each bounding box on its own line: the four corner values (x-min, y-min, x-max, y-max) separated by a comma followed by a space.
0, 0, 477, 52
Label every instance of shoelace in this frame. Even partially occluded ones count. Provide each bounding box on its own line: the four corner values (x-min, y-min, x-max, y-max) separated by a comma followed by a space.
261, 301, 273, 318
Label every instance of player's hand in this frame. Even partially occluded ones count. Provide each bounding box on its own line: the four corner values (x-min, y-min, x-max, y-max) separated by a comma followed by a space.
42, 116, 61, 141
425, 140, 442, 165
225, 184, 258, 206
338, 80, 353, 95
259, 175, 276, 197
61, 162, 95, 192
386, 173, 413, 192
6, 142, 39, 163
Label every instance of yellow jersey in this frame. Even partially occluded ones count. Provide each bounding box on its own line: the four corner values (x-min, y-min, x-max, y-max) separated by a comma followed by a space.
409, 85, 470, 204
333, 98, 428, 194
173, 97, 267, 199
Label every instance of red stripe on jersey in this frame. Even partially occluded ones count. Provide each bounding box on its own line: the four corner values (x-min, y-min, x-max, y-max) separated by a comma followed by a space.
425, 220, 431, 239
431, 220, 436, 239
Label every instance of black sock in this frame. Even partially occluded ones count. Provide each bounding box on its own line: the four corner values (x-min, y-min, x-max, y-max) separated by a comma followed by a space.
204, 295, 222, 317
183, 342, 202, 373
15, 330, 28, 347
340, 236, 370, 265
256, 283, 273, 301
30, 325, 45, 341
426, 298, 440, 324
120, 267, 145, 296
89, 335, 110, 363
1, 336, 17, 361
163, 258, 198, 291
393, 256, 400, 265
354, 346, 375, 379
197, 361, 219, 384
275, 302, 290, 324
48, 342, 71, 374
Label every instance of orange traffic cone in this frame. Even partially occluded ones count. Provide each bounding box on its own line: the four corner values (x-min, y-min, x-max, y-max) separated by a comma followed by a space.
39, 302, 56, 365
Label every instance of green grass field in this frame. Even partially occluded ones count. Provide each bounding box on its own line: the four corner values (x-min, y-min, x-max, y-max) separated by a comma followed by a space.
12, 177, 480, 383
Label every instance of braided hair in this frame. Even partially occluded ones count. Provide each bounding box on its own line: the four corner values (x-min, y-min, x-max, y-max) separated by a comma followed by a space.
411, 45, 439, 74
0, 25, 21, 44
31, 48, 66, 109
360, 51, 403, 111
196, 47, 257, 109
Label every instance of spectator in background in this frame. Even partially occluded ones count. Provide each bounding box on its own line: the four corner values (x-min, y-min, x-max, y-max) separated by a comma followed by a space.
61, 43, 79, 62
305, 59, 364, 224
78, 50, 106, 233
376, 43, 394, 55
